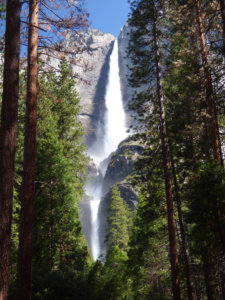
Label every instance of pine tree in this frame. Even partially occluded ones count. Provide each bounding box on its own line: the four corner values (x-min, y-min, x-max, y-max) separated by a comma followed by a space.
106, 186, 131, 254
17, 1, 89, 296
17, 1, 39, 298
31, 59, 90, 298
127, 1, 181, 297
0, 0, 20, 298
127, 164, 171, 299
194, 0, 223, 166
186, 160, 225, 299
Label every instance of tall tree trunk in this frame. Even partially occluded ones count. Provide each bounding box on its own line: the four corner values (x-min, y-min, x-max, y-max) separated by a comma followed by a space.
195, 0, 223, 166
152, 2, 181, 299
170, 154, 195, 300
195, 3, 225, 296
17, 1, 38, 299
202, 249, 217, 300
0, 0, 20, 299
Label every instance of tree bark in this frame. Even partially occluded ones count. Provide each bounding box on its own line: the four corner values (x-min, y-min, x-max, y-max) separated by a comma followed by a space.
0, 0, 20, 299
195, 0, 223, 166
17, 0, 38, 299
195, 3, 225, 297
152, 2, 181, 299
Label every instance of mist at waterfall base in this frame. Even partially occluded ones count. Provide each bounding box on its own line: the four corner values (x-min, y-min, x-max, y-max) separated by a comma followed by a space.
85, 40, 128, 261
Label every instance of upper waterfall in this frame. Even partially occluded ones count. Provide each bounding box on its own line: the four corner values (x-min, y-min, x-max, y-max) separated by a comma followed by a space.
90, 40, 128, 169
103, 40, 127, 161
85, 39, 128, 260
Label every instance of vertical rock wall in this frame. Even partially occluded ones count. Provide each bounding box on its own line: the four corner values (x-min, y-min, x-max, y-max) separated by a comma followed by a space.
70, 29, 115, 147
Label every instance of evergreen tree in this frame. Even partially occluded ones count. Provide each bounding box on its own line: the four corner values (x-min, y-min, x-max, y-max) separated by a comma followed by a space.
127, 1, 181, 297
0, 0, 20, 298
106, 186, 131, 254
127, 164, 171, 299
17, 1, 39, 297
186, 160, 225, 299
31, 59, 90, 298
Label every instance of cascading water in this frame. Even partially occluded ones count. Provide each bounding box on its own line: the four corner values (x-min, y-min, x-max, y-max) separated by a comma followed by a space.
85, 39, 128, 261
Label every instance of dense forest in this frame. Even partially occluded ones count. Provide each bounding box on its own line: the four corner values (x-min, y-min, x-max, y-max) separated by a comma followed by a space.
1, 0, 225, 299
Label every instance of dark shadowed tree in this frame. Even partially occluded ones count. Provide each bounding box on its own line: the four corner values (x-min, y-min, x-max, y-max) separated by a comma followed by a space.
0, 0, 20, 298
17, 0, 39, 299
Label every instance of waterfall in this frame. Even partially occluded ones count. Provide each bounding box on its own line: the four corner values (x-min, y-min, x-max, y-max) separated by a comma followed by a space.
85, 39, 127, 261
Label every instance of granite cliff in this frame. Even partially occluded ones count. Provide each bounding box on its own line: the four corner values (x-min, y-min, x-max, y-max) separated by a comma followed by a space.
44, 26, 135, 146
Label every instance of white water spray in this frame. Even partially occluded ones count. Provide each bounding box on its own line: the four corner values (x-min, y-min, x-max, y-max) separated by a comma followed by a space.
103, 40, 127, 158
86, 40, 128, 261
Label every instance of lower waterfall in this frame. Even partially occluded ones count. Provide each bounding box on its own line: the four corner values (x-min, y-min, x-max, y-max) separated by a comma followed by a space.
84, 39, 128, 261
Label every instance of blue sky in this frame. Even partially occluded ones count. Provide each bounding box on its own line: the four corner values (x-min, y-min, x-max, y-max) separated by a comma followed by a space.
86, 0, 130, 38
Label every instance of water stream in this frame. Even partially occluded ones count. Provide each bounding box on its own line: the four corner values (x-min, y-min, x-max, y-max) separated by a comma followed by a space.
85, 39, 127, 260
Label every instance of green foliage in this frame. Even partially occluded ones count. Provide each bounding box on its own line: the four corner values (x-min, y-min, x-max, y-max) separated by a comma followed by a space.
85, 252, 131, 300
105, 186, 132, 254
126, 0, 225, 298
186, 159, 225, 253
31, 60, 91, 298
127, 173, 172, 300
6, 59, 91, 298
184, 160, 225, 298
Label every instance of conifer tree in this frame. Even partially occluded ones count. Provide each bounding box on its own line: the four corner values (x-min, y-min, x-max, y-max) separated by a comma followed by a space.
194, 0, 223, 166
127, 166, 171, 299
16, 1, 39, 298
186, 160, 225, 299
17, 1, 88, 297
127, 1, 181, 298
106, 186, 131, 254
0, 0, 20, 298
31, 59, 89, 298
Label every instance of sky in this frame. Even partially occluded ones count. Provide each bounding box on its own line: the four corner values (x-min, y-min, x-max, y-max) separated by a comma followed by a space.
86, 0, 131, 38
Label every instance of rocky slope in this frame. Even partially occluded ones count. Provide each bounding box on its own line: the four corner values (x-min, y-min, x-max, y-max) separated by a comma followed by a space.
97, 137, 143, 256
102, 137, 143, 197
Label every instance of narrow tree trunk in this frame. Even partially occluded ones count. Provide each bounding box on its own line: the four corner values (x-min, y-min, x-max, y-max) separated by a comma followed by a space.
195, 0, 223, 166
195, 3, 225, 297
17, 1, 38, 299
202, 250, 217, 300
152, 2, 181, 299
0, 0, 20, 299
170, 154, 195, 300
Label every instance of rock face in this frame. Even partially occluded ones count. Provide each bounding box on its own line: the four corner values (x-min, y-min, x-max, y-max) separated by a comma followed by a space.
102, 137, 143, 196
42, 26, 135, 146
69, 29, 115, 146
42, 28, 115, 147
97, 137, 143, 256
